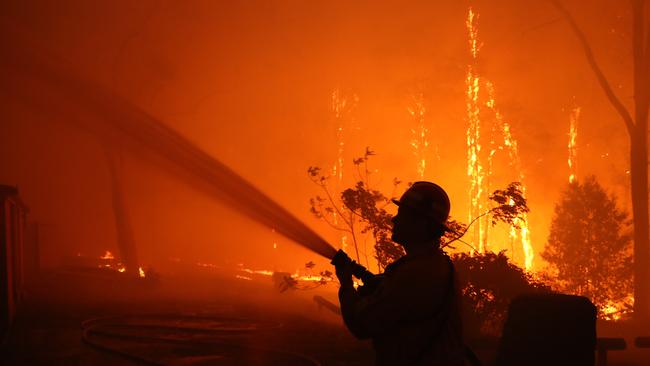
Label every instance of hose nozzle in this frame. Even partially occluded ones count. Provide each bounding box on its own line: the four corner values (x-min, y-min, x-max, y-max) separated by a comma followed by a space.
330, 249, 375, 283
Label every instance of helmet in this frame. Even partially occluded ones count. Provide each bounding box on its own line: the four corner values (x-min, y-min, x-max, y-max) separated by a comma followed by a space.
392, 181, 451, 231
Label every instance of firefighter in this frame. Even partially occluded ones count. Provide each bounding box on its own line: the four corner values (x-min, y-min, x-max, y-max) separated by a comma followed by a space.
334, 181, 464, 365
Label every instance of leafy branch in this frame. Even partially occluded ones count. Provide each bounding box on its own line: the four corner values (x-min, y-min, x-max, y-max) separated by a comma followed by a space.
308, 148, 402, 270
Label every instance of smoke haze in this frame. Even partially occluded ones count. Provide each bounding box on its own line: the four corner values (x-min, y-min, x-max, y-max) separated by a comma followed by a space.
0, 0, 636, 272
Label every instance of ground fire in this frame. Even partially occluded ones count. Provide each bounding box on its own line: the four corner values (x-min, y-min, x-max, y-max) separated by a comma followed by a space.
2, 1, 650, 365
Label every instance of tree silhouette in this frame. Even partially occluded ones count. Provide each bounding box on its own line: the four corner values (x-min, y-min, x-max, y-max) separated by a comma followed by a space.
542, 176, 633, 317
309, 149, 531, 272
551, 0, 649, 321
308, 147, 403, 272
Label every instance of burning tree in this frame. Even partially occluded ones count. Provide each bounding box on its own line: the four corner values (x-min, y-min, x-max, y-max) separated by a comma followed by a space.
464, 8, 534, 269
541, 176, 633, 318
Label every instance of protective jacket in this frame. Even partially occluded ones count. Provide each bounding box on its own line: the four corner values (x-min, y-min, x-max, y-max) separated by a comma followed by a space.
338, 247, 464, 365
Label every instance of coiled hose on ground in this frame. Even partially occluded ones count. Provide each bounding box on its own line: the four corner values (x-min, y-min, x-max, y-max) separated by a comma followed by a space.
81, 314, 321, 365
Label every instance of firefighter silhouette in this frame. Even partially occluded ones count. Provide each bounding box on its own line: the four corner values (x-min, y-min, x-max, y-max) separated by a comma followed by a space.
333, 182, 464, 365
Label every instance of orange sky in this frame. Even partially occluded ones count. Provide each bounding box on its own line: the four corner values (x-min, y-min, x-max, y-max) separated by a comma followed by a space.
0, 0, 639, 273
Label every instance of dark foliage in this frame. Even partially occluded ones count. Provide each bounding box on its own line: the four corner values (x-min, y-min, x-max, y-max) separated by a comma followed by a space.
309, 150, 532, 271
453, 251, 551, 336
308, 148, 403, 271
488, 182, 530, 228
542, 176, 633, 317
340, 180, 403, 269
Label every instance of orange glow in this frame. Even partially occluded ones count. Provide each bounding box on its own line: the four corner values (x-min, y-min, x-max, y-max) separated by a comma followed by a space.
331, 88, 347, 183
2, 0, 639, 332
466, 7, 484, 252
241, 268, 275, 276
568, 105, 580, 183
408, 93, 429, 179
466, 8, 481, 59
485, 82, 534, 271
465, 9, 533, 270
330, 89, 357, 252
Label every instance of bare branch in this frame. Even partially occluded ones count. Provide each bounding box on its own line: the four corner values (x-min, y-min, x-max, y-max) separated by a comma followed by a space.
550, 0, 635, 135
309, 174, 353, 228
349, 215, 361, 262
443, 209, 494, 246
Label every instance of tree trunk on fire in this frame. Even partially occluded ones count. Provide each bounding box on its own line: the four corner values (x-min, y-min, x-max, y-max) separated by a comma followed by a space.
553, 0, 650, 320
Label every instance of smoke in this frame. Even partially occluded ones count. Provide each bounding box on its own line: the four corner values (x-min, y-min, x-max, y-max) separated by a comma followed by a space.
1, 24, 337, 263
0, 0, 633, 272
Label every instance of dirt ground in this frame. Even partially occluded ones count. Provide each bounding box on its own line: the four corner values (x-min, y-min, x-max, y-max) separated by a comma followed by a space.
2, 268, 650, 365
1, 268, 373, 365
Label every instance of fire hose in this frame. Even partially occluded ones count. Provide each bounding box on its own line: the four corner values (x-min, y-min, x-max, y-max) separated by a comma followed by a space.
81, 314, 320, 365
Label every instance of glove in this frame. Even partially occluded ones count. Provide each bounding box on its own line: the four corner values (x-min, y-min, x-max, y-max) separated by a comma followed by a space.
331, 250, 354, 288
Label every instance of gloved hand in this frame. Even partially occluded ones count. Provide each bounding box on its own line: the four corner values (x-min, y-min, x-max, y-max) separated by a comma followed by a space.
335, 259, 354, 288
331, 250, 354, 288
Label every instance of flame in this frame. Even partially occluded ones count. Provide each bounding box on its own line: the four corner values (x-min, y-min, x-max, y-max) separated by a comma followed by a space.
466, 8, 485, 253
331, 89, 346, 183
138, 266, 146, 278
331, 89, 357, 252
98, 249, 130, 273
485, 83, 534, 270
241, 268, 275, 276
229, 264, 336, 285
600, 297, 633, 321
568, 105, 580, 183
331, 88, 357, 184
408, 93, 429, 179
465, 8, 533, 269
466, 8, 481, 59
601, 303, 621, 320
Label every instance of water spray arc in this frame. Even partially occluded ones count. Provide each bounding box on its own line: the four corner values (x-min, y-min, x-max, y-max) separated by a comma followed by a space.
5, 35, 341, 263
